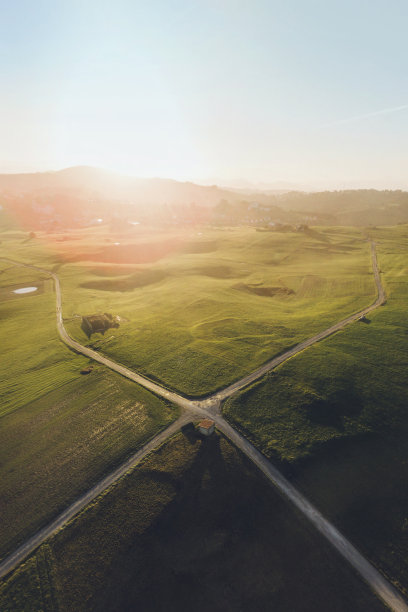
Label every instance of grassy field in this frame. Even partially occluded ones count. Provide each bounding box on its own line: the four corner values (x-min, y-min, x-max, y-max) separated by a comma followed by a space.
0, 431, 387, 612
224, 224, 408, 591
0, 223, 377, 396
35, 224, 376, 397
0, 256, 178, 560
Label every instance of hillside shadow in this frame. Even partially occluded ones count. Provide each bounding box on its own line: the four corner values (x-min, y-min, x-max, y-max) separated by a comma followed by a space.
91, 434, 232, 611
232, 282, 295, 297
306, 383, 363, 431
80, 269, 166, 292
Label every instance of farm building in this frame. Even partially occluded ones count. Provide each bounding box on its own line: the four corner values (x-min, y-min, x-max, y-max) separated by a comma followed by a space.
198, 419, 215, 437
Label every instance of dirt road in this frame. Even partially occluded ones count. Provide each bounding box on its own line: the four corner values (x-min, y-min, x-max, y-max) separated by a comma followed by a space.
215, 418, 408, 612
212, 242, 386, 401
2, 243, 407, 612
0, 414, 194, 580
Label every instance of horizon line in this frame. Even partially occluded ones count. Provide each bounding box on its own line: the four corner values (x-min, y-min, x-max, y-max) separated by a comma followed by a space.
0, 163, 408, 193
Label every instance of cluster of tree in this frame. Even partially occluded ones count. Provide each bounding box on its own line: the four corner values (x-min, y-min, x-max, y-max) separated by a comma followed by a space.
213, 190, 408, 227
1, 165, 408, 229
273, 189, 408, 214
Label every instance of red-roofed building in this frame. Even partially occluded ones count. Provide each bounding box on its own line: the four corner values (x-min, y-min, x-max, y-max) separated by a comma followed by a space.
198, 419, 215, 436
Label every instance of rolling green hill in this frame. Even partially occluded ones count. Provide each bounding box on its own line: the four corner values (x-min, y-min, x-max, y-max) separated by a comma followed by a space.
59, 226, 376, 395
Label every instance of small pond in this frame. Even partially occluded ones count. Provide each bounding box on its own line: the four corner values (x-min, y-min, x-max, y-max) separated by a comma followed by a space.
13, 286, 38, 294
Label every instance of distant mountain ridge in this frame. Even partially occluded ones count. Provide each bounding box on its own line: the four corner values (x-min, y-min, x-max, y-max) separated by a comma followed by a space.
0, 166, 239, 208
1, 166, 408, 226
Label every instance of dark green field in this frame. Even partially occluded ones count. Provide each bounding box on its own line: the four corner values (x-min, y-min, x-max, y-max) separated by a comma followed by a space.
0, 432, 387, 612
224, 225, 408, 591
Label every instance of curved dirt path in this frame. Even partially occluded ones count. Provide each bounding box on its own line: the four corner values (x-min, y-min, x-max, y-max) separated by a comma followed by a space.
2, 243, 408, 612
0, 241, 385, 412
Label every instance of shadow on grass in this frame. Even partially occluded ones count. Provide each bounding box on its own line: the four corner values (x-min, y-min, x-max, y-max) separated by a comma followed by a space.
89, 434, 232, 612
305, 380, 363, 431
181, 423, 198, 444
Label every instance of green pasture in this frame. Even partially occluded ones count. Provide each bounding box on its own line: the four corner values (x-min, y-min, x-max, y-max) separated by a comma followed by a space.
56, 226, 376, 395
0, 432, 386, 612
0, 261, 178, 559
224, 224, 408, 590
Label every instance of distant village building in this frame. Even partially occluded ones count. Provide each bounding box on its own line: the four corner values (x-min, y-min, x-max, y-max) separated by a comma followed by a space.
198, 419, 215, 437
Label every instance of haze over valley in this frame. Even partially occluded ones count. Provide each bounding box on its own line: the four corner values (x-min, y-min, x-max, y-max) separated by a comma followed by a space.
3, 166, 408, 233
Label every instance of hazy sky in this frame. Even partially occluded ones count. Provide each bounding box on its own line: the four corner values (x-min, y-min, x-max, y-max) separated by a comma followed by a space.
1, 0, 408, 188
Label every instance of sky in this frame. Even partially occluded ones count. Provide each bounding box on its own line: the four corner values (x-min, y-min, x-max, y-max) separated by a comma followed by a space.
1, 0, 408, 189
